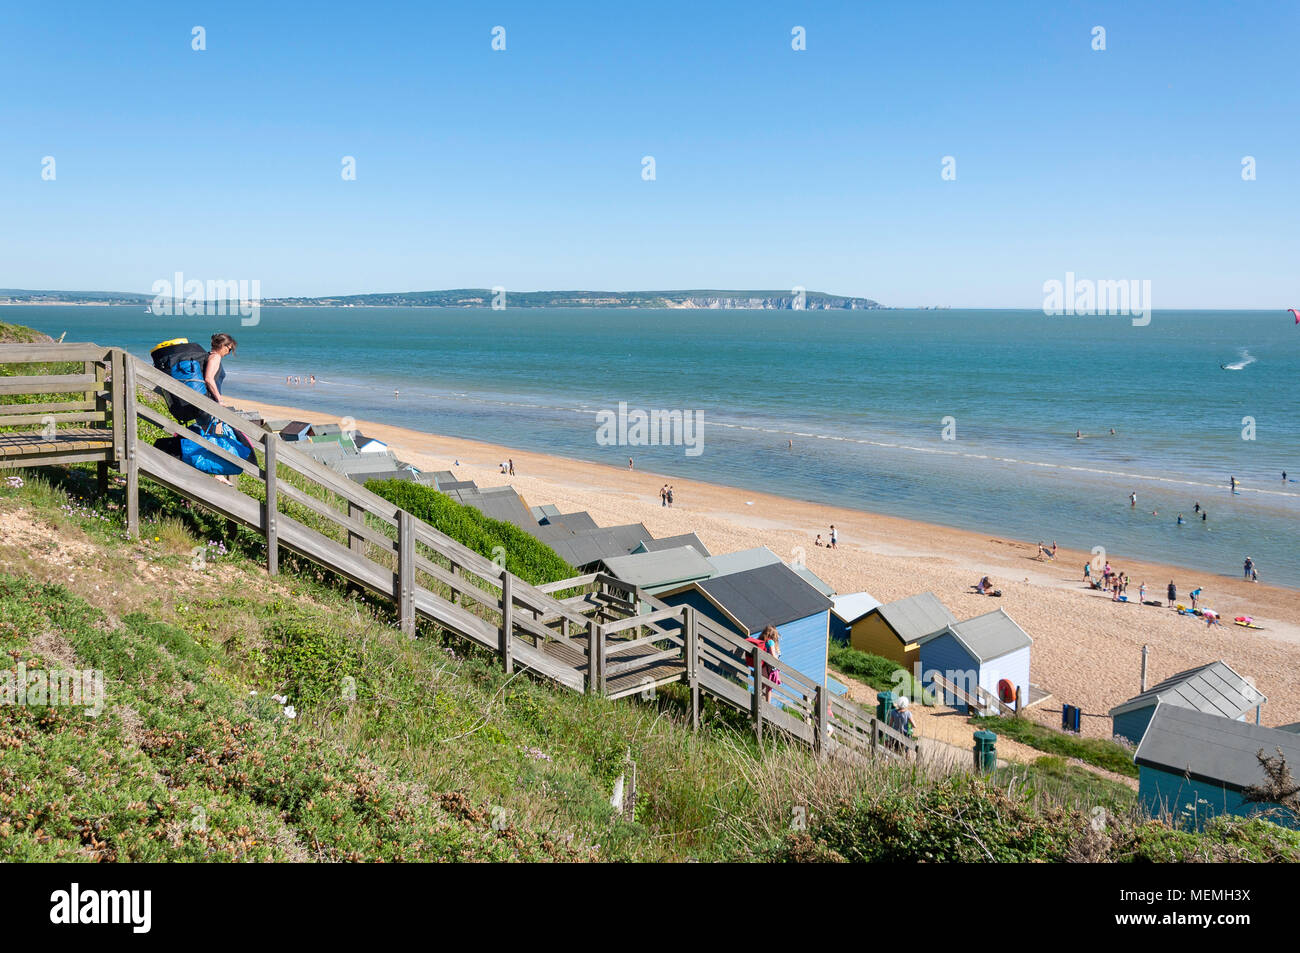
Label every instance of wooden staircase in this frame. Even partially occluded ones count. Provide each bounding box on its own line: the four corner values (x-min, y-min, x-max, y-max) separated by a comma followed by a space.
0, 342, 916, 761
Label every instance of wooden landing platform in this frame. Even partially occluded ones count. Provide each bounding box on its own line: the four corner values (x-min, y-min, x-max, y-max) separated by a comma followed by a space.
0, 427, 113, 467
540, 637, 686, 699
1024, 683, 1053, 709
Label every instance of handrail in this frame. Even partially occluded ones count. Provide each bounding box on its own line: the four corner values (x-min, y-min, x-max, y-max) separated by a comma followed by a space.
0, 342, 921, 767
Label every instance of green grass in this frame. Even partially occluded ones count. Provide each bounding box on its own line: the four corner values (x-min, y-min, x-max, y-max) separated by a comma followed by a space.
827, 644, 932, 703
970, 715, 1140, 778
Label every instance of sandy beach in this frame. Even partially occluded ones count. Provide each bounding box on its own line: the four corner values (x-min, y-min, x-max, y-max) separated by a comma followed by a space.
243, 395, 1300, 737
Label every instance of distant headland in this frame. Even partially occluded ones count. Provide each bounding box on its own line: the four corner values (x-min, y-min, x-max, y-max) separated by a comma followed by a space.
0, 288, 883, 310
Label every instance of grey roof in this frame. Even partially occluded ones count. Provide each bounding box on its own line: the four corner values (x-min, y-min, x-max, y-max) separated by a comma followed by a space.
918, 608, 1032, 663
532, 503, 562, 521
695, 563, 832, 633
309, 422, 341, 436
867, 592, 958, 643
1109, 661, 1266, 720
707, 546, 781, 576
792, 564, 836, 598
550, 511, 598, 532
437, 480, 477, 492
1135, 705, 1300, 793
601, 546, 715, 593
454, 488, 536, 528
431, 470, 457, 485
831, 591, 883, 625
280, 421, 311, 437
633, 533, 711, 557
535, 522, 654, 569
357, 469, 432, 486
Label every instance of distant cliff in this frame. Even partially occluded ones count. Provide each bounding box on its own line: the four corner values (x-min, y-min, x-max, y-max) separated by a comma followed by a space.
259, 289, 883, 309
0, 288, 883, 310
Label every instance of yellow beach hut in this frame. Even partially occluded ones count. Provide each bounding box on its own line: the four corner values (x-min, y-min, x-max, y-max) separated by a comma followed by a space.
849, 592, 956, 668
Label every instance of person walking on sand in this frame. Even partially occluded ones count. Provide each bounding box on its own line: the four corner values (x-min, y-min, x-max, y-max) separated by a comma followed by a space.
1243, 556, 1254, 580
628, 457, 633, 470
666, 485, 674, 507
1167, 580, 1177, 607
508, 459, 515, 476
1139, 581, 1147, 603
660, 484, 667, 507
1083, 561, 1092, 586
829, 524, 838, 549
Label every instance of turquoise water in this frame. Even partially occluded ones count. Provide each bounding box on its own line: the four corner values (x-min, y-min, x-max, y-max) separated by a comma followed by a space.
16, 305, 1300, 588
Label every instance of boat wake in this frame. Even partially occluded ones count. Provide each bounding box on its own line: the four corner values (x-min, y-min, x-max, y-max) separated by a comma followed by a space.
1221, 349, 1256, 371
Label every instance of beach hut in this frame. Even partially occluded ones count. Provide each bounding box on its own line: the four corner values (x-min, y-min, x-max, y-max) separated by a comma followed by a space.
278, 421, 311, 442
356, 436, 389, 454
308, 422, 341, 437
633, 533, 712, 557
1108, 661, 1266, 746
600, 546, 715, 596
849, 592, 956, 668
917, 608, 1032, 712
659, 562, 835, 692
1135, 706, 1300, 830
707, 545, 836, 598
829, 591, 882, 645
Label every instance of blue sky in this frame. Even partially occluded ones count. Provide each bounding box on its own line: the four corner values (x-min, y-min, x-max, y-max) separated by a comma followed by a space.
1, 0, 1297, 307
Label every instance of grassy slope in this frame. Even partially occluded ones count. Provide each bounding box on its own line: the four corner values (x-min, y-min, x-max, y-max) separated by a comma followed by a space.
3, 476, 1298, 861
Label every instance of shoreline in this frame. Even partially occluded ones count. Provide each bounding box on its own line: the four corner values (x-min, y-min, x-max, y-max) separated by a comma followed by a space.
238, 395, 1300, 736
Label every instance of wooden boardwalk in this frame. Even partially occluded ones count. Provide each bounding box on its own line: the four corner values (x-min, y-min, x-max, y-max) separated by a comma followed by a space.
0, 342, 918, 762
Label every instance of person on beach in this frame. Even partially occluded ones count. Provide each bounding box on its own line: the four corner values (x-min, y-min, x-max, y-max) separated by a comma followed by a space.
1083, 562, 1092, 585
1230, 475, 1237, 493
1190, 587, 1202, 610
829, 525, 838, 549
628, 457, 633, 470
201, 333, 238, 487
1050, 541, 1058, 559
1177, 513, 1185, 525
508, 459, 515, 476
309, 375, 316, 385
667, 486, 674, 507
1167, 580, 1177, 607
1139, 581, 1147, 603
1201, 509, 1207, 522
660, 485, 667, 506
814, 534, 823, 547
1130, 492, 1137, 507
1194, 501, 1200, 513
1243, 556, 1254, 580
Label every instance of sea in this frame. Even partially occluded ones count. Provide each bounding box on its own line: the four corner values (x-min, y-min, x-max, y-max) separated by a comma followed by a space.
13, 305, 1300, 589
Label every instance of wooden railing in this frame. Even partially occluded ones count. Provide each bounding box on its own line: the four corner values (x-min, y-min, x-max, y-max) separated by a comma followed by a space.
0, 343, 916, 763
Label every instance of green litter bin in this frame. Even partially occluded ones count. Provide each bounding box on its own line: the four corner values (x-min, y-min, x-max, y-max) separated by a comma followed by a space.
973, 730, 997, 772
876, 691, 894, 724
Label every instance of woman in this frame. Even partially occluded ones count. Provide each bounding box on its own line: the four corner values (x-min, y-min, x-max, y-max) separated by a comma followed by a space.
758, 624, 780, 703
202, 333, 237, 486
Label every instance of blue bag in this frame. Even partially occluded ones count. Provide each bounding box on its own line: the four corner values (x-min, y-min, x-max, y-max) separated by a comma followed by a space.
181, 420, 254, 476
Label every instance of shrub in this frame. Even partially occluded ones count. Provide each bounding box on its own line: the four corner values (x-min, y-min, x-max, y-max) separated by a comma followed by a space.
366, 479, 574, 586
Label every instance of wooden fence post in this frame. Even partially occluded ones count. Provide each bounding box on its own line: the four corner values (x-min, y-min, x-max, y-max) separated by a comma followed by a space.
813, 684, 826, 756
751, 642, 763, 744
263, 436, 278, 575
397, 510, 415, 636
684, 606, 699, 731
109, 349, 125, 467
347, 501, 365, 557
449, 561, 460, 606
122, 355, 139, 538
92, 359, 108, 495
499, 570, 514, 674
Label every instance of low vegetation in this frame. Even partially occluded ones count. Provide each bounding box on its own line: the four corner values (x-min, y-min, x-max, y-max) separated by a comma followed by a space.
366, 479, 575, 586
970, 714, 1139, 778
827, 644, 932, 703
